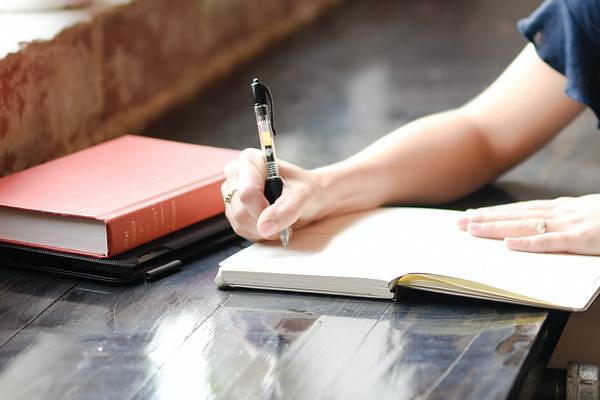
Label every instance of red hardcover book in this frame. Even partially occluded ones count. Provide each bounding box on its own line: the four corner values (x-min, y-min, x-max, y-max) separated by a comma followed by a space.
0, 135, 239, 257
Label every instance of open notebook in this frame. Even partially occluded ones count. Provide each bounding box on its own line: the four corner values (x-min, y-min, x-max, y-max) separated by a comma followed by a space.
216, 208, 600, 311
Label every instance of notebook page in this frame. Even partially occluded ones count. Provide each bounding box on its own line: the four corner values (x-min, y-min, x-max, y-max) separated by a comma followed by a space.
219, 208, 600, 310
393, 209, 600, 310
220, 210, 409, 282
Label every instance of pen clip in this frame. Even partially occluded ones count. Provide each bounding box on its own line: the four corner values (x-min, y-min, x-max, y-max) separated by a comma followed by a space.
252, 78, 277, 136
263, 82, 277, 137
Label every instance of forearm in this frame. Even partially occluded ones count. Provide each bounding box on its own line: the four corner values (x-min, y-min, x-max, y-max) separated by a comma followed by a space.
314, 109, 499, 217
313, 45, 584, 220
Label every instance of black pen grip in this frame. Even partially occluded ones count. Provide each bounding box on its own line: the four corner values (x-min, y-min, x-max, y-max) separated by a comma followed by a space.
264, 177, 283, 205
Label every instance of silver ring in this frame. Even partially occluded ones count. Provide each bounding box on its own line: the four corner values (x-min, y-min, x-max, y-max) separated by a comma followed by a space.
536, 219, 546, 234
224, 188, 237, 204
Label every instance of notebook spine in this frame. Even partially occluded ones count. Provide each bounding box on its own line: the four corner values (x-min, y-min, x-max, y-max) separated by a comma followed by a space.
105, 179, 225, 256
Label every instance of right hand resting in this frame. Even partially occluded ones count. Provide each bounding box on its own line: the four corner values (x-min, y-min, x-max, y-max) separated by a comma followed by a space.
221, 148, 326, 241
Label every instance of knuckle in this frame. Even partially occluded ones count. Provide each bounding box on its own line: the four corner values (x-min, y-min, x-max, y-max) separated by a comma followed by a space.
231, 207, 247, 223
573, 226, 594, 245
238, 186, 261, 204
517, 237, 532, 247
235, 227, 259, 241
547, 209, 561, 219
520, 239, 534, 249
482, 222, 495, 231
525, 238, 542, 250
563, 232, 579, 246
514, 220, 526, 229
234, 226, 259, 241
237, 187, 255, 204
567, 212, 585, 225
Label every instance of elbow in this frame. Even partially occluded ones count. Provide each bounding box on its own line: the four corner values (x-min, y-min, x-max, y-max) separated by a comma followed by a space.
455, 107, 519, 180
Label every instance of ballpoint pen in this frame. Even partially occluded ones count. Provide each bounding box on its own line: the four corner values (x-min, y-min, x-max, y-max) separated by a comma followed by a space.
250, 78, 290, 248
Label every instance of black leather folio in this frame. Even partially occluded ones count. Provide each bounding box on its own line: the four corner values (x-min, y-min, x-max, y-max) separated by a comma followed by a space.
0, 214, 238, 283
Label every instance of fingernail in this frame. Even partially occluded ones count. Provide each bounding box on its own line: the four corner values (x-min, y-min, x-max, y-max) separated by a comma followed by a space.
468, 223, 481, 232
259, 221, 279, 237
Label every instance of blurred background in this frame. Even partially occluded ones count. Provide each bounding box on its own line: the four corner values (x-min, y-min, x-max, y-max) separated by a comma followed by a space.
1, 0, 596, 198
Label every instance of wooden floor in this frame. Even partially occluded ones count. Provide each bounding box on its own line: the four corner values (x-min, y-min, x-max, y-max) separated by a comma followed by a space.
3, 0, 600, 398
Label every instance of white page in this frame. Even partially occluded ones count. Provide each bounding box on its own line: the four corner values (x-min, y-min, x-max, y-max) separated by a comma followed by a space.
219, 208, 600, 310
220, 209, 412, 282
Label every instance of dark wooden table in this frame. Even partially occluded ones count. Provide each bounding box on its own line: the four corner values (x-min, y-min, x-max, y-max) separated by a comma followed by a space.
2, 0, 598, 398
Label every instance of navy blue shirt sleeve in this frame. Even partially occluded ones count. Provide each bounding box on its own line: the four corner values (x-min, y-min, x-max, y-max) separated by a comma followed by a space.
518, 0, 600, 126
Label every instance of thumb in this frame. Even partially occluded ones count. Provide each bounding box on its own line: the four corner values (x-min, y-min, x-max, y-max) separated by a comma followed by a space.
256, 191, 302, 239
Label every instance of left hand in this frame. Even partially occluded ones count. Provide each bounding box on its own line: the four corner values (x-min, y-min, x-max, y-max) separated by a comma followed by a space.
457, 195, 600, 255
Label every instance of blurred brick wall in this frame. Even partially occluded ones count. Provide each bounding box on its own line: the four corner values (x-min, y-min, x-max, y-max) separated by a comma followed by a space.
0, 0, 342, 175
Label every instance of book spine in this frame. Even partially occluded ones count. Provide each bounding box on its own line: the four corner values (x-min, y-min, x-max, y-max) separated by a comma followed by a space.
105, 179, 225, 256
